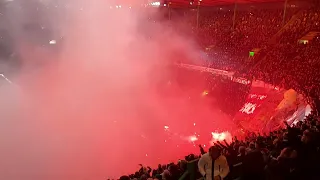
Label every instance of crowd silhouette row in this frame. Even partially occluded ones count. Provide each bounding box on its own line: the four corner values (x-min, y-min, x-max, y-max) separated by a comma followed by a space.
120, 113, 320, 180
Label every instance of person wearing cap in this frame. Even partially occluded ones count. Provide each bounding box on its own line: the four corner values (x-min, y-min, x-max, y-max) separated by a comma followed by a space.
198, 146, 230, 180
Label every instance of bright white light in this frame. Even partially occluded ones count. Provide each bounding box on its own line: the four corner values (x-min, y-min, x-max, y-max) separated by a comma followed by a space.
211, 131, 232, 145
212, 132, 226, 141
305, 104, 312, 117
0, 74, 12, 84
150, 2, 160, 7
189, 135, 198, 142
49, 40, 56, 45
259, 95, 267, 100
249, 94, 267, 100
202, 91, 209, 96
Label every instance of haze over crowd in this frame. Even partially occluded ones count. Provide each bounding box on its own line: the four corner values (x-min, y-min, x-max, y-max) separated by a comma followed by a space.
0, 0, 234, 179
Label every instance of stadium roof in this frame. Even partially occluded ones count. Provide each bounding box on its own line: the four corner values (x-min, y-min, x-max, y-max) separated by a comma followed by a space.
167, 0, 285, 7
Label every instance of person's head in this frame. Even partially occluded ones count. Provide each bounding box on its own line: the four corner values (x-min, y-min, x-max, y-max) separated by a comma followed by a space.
155, 174, 162, 180
301, 124, 308, 131
249, 142, 255, 150
282, 132, 288, 140
119, 175, 130, 180
238, 146, 246, 156
179, 160, 187, 170
158, 164, 162, 169
290, 149, 298, 159
273, 138, 280, 148
152, 169, 157, 177
255, 141, 264, 149
296, 121, 303, 128
142, 167, 148, 173
162, 170, 171, 180
277, 132, 284, 139
140, 174, 148, 180
233, 143, 239, 150
301, 129, 313, 144
278, 147, 297, 160
209, 146, 221, 160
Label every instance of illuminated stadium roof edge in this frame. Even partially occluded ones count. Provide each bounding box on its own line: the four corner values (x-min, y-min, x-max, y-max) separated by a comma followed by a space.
158, 0, 286, 7
112, 0, 287, 8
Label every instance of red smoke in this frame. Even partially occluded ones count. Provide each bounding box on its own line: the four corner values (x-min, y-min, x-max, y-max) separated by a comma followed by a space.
0, 1, 236, 179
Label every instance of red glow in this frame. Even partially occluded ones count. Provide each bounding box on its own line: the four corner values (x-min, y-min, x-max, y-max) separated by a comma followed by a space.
234, 87, 286, 134
0, 1, 242, 180
239, 94, 267, 114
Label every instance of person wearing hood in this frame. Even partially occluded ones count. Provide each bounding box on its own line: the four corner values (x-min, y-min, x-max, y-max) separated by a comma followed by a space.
198, 146, 230, 180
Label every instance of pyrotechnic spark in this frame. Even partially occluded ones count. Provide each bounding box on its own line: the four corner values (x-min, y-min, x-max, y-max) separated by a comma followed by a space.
189, 135, 198, 142
211, 131, 232, 145
0, 74, 12, 84
49, 40, 56, 44
202, 90, 209, 96
212, 132, 226, 141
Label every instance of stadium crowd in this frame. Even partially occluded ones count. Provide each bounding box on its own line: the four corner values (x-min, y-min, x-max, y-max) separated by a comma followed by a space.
119, 1, 320, 180
0, 1, 319, 180
193, 3, 297, 70
250, 8, 320, 108
192, 2, 320, 112
120, 111, 320, 180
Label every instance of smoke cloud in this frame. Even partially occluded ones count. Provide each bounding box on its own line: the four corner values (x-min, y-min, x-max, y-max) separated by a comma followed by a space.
0, 0, 234, 179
